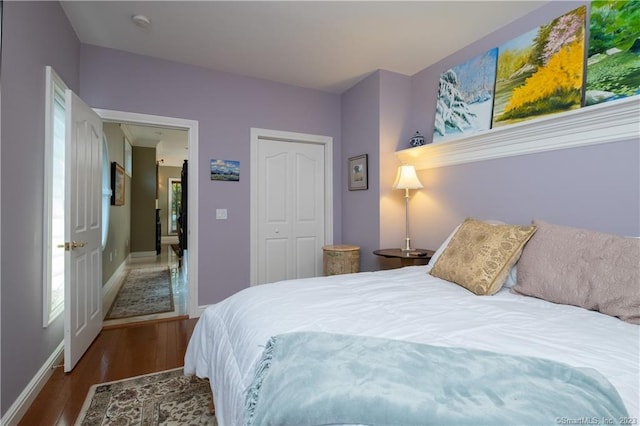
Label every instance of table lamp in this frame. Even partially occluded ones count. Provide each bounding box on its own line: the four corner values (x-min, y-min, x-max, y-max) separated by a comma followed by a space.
393, 165, 423, 252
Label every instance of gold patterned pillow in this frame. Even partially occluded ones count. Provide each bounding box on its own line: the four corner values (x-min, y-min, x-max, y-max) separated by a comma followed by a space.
430, 218, 537, 295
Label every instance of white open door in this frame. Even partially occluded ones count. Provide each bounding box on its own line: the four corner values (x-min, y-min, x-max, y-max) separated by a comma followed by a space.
64, 90, 103, 372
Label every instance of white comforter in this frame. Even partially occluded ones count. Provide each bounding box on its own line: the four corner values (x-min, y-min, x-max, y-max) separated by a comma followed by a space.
184, 266, 640, 426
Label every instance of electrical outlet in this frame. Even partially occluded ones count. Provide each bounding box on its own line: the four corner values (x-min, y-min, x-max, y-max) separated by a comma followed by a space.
216, 209, 228, 220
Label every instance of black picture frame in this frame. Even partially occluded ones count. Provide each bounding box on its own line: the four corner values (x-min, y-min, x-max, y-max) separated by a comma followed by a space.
348, 154, 368, 191
111, 162, 125, 206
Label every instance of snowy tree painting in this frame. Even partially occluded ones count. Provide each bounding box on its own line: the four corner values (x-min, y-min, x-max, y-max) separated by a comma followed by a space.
433, 48, 498, 143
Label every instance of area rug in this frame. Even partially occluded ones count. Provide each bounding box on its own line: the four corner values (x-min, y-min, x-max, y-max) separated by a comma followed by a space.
106, 266, 174, 320
76, 368, 216, 425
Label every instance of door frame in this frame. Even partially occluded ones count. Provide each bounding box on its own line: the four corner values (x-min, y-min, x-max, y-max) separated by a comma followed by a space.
94, 108, 200, 318
250, 128, 333, 285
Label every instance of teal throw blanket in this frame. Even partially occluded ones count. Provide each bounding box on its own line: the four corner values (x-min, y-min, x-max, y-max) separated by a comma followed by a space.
245, 332, 628, 426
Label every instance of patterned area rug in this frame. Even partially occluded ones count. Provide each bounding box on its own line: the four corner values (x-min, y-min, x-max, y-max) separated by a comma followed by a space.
106, 266, 174, 319
76, 368, 216, 425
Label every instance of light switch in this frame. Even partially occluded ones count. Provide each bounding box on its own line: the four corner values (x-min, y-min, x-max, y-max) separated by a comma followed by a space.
216, 208, 228, 220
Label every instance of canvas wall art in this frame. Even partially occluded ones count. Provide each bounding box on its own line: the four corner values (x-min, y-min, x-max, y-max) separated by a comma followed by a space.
433, 48, 498, 143
492, 6, 586, 128
586, 0, 640, 105
210, 159, 240, 181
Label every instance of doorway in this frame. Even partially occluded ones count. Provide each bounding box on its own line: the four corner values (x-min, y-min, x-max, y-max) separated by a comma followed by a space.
95, 109, 200, 319
250, 128, 333, 285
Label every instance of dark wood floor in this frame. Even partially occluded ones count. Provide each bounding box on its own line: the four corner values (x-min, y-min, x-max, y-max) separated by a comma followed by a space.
19, 318, 198, 426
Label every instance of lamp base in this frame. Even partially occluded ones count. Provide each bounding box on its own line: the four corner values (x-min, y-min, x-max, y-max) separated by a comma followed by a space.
401, 238, 412, 252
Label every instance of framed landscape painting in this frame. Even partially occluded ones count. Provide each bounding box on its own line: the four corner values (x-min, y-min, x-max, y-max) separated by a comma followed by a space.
585, 0, 640, 105
492, 6, 586, 128
433, 48, 498, 143
210, 159, 240, 182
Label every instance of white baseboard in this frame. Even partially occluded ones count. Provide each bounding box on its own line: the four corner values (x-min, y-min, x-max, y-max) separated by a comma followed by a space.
192, 305, 209, 319
130, 251, 157, 258
1, 341, 64, 426
102, 258, 129, 316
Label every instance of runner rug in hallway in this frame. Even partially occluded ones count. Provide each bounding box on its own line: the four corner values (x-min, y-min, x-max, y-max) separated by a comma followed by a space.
106, 266, 174, 319
76, 368, 216, 425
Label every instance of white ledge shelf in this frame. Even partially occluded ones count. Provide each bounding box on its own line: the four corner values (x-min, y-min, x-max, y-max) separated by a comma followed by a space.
396, 96, 640, 170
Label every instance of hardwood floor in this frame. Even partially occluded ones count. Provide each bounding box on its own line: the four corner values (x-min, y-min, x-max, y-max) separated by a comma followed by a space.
18, 318, 198, 426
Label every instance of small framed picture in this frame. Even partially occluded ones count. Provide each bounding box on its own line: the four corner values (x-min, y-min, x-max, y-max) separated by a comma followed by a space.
210, 159, 240, 181
348, 154, 368, 191
111, 162, 126, 206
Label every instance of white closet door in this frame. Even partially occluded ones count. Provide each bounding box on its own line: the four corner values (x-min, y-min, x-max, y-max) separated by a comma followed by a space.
257, 139, 325, 284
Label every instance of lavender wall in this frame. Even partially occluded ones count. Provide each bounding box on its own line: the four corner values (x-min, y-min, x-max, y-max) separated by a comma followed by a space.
378, 71, 413, 267
79, 45, 342, 304
0, 1, 80, 416
381, 0, 640, 251
341, 70, 414, 271
341, 72, 381, 271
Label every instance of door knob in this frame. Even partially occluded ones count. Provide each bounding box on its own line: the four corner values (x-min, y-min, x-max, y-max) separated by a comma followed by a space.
57, 241, 87, 251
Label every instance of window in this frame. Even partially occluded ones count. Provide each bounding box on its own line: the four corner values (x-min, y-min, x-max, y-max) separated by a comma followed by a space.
102, 136, 110, 248
43, 66, 67, 327
124, 139, 132, 176
168, 178, 182, 235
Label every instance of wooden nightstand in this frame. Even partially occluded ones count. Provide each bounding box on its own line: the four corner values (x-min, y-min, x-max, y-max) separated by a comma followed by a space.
373, 248, 435, 267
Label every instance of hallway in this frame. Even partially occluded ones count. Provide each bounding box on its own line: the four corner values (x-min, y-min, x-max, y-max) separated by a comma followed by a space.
102, 243, 188, 328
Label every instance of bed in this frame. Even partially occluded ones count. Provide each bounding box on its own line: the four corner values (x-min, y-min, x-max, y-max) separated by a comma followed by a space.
185, 219, 640, 425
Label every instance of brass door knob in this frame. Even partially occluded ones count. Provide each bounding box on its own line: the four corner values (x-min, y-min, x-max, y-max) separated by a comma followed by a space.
56, 241, 87, 251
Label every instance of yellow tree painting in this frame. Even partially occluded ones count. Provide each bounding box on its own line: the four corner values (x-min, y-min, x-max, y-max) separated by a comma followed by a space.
492, 6, 586, 128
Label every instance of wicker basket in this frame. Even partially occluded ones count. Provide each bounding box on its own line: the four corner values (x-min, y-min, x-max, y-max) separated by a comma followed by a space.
322, 245, 360, 276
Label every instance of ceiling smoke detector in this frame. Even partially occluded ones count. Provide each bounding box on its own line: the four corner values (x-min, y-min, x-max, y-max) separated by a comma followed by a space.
131, 14, 151, 29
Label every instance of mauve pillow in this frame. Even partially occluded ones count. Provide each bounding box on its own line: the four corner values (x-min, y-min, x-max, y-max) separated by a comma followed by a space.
511, 220, 640, 324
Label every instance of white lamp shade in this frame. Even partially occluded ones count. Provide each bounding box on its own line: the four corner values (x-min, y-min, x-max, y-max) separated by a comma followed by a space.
392, 165, 423, 189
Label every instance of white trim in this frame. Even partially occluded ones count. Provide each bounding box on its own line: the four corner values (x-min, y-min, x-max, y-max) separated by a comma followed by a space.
94, 108, 200, 318
42, 66, 68, 327
119, 123, 135, 147
101, 257, 129, 317
250, 128, 334, 286
195, 305, 210, 318
396, 96, 640, 170
1, 341, 64, 425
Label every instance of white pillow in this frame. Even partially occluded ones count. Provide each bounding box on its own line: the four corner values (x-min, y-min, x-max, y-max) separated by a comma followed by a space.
503, 264, 518, 288
427, 225, 460, 269
427, 219, 518, 288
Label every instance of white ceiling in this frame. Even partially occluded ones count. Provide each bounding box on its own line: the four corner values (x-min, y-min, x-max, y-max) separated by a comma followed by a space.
122, 123, 188, 168
63, 1, 548, 164
61, 1, 548, 94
